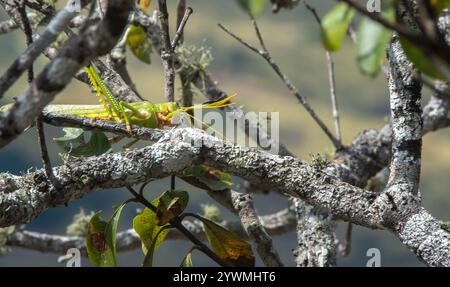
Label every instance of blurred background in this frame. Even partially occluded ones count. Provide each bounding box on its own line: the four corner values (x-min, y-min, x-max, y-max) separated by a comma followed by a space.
0, 0, 449, 267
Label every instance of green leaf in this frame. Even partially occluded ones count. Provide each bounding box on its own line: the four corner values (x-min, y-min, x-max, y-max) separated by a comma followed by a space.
105, 202, 128, 266
181, 249, 194, 267
237, 0, 268, 17
399, 36, 449, 80
86, 202, 129, 267
431, 0, 450, 15
356, 9, 394, 76
182, 165, 234, 191
196, 216, 255, 267
136, 191, 188, 267
54, 129, 112, 158
127, 25, 152, 64
321, 3, 355, 52
53, 127, 85, 148
133, 201, 170, 255
86, 212, 115, 267
139, 0, 152, 12
71, 131, 112, 157
155, 190, 189, 226
142, 225, 171, 267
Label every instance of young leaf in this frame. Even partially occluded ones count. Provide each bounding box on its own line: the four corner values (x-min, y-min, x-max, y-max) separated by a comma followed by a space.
431, 0, 450, 15
53, 127, 85, 149
237, 0, 268, 17
155, 190, 189, 226
321, 3, 355, 52
356, 9, 394, 76
399, 36, 449, 80
127, 25, 152, 64
133, 202, 170, 255
139, 0, 152, 12
105, 202, 128, 266
142, 225, 171, 267
70, 131, 112, 157
181, 249, 194, 267
54, 129, 112, 158
182, 165, 234, 191
197, 216, 255, 267
86, 212, 115, 267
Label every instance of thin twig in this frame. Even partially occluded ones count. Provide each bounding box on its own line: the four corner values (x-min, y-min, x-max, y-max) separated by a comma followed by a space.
24, 0, 54, 15
176, 1, 194, 119
16, 0, 33, 82
17, 0, 55, 182
176, 0, 187, 42
218, 20, 342, 149
171, 6, 193, 50
158, 0, 175, 102
36, 117, 54, 181
340, 222, 352, 256
303, 1, 342, 143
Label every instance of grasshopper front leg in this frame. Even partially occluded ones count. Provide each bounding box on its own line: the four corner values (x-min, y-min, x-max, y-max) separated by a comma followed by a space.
117, 101, 133, 134
85, 64, 133, 133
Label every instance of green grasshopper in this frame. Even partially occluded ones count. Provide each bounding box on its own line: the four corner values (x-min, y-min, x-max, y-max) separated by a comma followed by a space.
0, 64, 234, 149
0, 65, 234, 133
42, 64, 235, 134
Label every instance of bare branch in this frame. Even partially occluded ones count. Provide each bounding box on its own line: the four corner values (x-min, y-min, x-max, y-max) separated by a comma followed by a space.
303, 1, 342, 143
0, 0, 91, 99
171, 6, 193, 50
157, 0, 175, 102
231, 191, 284, 267
293, 198, 336, 267
218, 21, 342, 149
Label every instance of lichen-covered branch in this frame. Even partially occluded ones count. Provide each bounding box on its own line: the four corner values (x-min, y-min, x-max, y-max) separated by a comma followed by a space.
387, 35, 423, 193
293, 198, 336, 267
231, 191, 284, 267
376, 35, 448, 267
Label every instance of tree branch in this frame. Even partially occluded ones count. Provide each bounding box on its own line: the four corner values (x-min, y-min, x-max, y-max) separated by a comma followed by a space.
0, 0, 91, 99
157, 0, 175, 102
231, 191, 284, 267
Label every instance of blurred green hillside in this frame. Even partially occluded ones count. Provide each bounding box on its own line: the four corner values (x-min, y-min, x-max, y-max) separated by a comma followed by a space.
0, 0, 449, 266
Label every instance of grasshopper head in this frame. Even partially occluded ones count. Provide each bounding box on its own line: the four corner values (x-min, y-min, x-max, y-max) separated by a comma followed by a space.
161, 102, 181, 120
